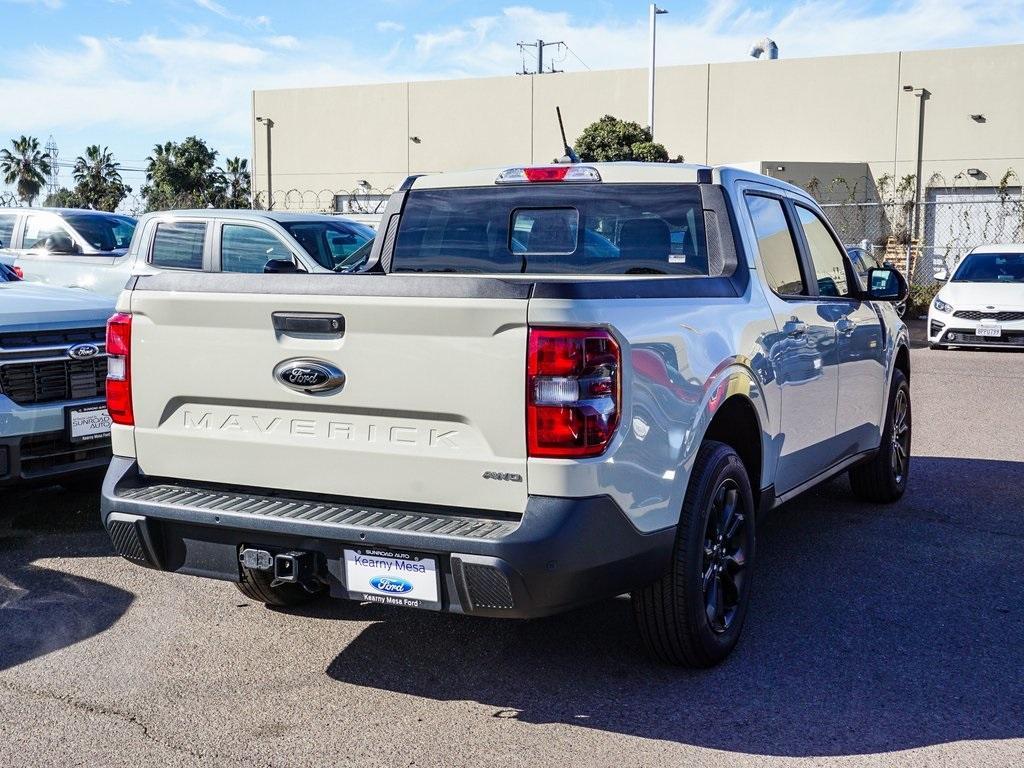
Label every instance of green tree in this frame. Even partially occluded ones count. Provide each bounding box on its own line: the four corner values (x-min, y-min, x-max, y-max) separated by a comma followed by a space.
72, 145, 129, 211
220, 156, 251, 209
0, 135, 52, 206
573, 115, 679, 163
142, 136, 226, 211
44, 187, 86, 208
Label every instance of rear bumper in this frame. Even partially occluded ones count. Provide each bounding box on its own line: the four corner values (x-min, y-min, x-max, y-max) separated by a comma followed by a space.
100, 457, 676, 618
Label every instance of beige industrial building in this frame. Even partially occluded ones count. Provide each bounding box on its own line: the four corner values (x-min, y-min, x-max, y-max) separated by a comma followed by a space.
251, 43, 1024, 211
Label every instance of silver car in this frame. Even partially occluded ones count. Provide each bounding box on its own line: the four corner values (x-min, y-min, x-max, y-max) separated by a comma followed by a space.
0, 208, 136, 296
0, 208, 375, 296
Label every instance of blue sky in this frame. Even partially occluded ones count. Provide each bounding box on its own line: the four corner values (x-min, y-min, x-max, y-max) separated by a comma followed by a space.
2, 0, 1023, 192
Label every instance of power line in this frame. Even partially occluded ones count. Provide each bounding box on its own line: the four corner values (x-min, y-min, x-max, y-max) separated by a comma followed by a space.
563, 44, 591, 70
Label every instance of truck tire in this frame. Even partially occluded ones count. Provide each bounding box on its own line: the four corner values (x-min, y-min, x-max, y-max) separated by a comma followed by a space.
235, 567, 325, 607
849, 368, 911, 503
632, 440, 756, 667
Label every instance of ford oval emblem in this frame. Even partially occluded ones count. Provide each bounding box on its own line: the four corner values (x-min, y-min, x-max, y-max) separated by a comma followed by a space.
369, 576, 414, 594
273, 358, 346, 394
68, 343, 100, 360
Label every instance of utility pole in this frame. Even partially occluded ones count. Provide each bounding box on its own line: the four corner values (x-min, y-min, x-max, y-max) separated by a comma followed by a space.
648, 3, 669, 140
516, 39, 564, 74
255, 116, 274, 210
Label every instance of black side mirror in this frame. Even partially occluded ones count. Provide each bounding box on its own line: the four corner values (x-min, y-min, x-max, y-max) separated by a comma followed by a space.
264, 258, 305, 274
866, 267, 909, 303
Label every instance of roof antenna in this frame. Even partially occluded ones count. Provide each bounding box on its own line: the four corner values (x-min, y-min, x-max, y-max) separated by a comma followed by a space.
556, 106, 580, 164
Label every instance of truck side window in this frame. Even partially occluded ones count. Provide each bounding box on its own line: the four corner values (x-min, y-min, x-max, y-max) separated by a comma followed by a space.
795, 205, 851, 298
746, 195, 806, 296
221, 224, 289, 273
150, 222, 206, 270
0, 213, 15, 248
22, 215, 72, 250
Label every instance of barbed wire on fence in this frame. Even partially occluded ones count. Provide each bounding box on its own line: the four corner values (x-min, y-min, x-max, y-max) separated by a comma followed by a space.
1, 185, 395, 219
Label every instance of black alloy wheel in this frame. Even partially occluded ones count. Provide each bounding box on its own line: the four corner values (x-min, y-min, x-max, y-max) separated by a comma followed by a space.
702, 479, 748, 634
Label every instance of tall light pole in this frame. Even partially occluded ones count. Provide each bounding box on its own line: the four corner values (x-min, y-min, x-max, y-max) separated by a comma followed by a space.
255, 116, 274, 210
902, 86, 930, 241
648, 3, 668, 140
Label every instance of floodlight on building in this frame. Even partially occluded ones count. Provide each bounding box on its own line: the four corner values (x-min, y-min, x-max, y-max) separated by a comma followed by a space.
970, 114, 986, 123
967, 168, 984, 178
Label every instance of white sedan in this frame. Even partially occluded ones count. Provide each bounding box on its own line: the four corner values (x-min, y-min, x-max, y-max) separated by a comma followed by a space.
929, 244, 1024, 349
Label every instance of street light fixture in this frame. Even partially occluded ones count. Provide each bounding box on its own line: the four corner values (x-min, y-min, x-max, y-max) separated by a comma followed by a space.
256, 116, 275, 210
648, 3, 668, 141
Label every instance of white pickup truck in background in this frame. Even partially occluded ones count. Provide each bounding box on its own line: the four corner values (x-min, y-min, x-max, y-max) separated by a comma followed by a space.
100, 162, 911, 667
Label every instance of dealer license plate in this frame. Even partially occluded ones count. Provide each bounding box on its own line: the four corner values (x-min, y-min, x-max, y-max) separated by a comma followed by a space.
344, 547, 441, 610
67, 405, 112, 443
976, 325, 1002, 338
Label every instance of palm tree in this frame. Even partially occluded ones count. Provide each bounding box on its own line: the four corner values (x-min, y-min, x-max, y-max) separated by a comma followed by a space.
0, 136, 52, 206
221, 156, 251, 208
73, 145, 122, 190
72, 145, 127, 210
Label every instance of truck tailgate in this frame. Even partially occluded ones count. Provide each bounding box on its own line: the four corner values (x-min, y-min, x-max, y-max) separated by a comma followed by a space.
128, 274, 529, 514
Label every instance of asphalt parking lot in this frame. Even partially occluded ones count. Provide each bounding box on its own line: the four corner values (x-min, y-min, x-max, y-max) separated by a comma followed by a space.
1, 332, 1022, 767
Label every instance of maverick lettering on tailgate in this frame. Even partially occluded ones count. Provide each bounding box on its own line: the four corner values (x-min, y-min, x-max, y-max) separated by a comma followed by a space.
182, 410, 459, 448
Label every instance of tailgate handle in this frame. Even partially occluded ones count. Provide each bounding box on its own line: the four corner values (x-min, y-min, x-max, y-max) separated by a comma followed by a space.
272, 312, 345, 336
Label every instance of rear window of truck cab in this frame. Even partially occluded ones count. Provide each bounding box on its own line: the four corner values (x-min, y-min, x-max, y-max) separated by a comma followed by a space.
392, 184, 710, 275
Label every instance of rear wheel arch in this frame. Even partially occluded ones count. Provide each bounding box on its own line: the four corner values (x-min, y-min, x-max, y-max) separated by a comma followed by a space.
701, 394, 764, 509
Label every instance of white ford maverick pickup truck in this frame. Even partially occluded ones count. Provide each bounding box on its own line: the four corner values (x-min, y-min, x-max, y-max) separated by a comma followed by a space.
101, 164, 911, 666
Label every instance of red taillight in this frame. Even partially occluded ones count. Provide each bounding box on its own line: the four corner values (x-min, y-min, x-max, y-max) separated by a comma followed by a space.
12, 266, 23, 279
527, 327, 620, 458
106, 312, 133, 426
524, 166, 570, 183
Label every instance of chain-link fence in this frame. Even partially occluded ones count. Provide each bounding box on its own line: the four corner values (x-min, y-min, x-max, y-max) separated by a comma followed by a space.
821, 193, 1024, 285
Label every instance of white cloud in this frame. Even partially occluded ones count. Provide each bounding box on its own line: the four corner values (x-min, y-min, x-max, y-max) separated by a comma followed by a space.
376, 20, 404, 33
130, 33, 265, 66
193, 0, 271, 29
265, 35, 299, 50
407, 0, 1024, 74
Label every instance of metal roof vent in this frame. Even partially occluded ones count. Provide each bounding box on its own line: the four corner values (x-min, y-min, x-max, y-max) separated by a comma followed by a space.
749, 38, 779, 60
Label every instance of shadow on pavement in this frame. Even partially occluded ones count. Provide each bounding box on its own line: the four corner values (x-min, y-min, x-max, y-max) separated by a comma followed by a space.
0, 484, 133, 672
324, 456, 1024, 757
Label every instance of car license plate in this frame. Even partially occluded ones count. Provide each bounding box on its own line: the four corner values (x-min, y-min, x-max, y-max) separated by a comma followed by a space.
66, 404, 112, 443
976, 325, 1002, 338
343, 547, 441, 610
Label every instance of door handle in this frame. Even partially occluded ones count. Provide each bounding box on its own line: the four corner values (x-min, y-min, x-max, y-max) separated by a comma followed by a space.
836, 318, 857, 335
784, 320, 808, 337
272, 312, 345, 336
